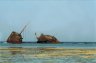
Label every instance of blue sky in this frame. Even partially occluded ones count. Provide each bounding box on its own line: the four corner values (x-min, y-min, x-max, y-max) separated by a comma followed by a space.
0, 0, 96, 42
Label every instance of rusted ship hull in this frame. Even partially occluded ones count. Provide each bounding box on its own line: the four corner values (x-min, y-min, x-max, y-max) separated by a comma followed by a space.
37, 40, 59, 43
7, 24, 28, 44
7, 32, 23, 44
36, 34, 59, 43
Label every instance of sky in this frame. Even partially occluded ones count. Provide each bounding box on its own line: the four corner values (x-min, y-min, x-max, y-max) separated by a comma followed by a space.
0, 0, 96, 42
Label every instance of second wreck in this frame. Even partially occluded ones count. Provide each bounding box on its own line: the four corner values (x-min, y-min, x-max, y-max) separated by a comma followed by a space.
35, 33, 60, 43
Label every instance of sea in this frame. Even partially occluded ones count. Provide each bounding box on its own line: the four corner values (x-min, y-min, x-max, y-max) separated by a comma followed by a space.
0, 42, 96, 63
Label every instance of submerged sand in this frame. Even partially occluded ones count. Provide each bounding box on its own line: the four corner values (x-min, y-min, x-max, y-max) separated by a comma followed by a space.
0, 47, 96, 59
0, 48, 96, 63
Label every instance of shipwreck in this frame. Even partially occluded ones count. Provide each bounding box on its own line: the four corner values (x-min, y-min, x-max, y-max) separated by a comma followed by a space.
35, 33, 60, 43
7, 25, 27, 44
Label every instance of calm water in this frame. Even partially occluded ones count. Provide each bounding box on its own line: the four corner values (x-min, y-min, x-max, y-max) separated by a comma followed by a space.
0, 42, 96, 63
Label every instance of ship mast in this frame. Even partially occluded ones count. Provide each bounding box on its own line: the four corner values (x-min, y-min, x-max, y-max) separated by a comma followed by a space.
35, 33, 38, 39
20, 24, 28, 35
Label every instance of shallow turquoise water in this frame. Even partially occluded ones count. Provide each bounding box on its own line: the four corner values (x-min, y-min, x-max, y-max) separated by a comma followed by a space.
0, 42, 96, 48
0, 42, 96, 63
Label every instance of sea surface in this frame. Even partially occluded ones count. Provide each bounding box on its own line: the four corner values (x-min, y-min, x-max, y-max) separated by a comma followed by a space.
0, 42, 96, 63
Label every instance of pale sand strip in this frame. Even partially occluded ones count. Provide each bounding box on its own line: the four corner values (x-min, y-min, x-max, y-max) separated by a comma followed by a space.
0, 47, 96, 58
